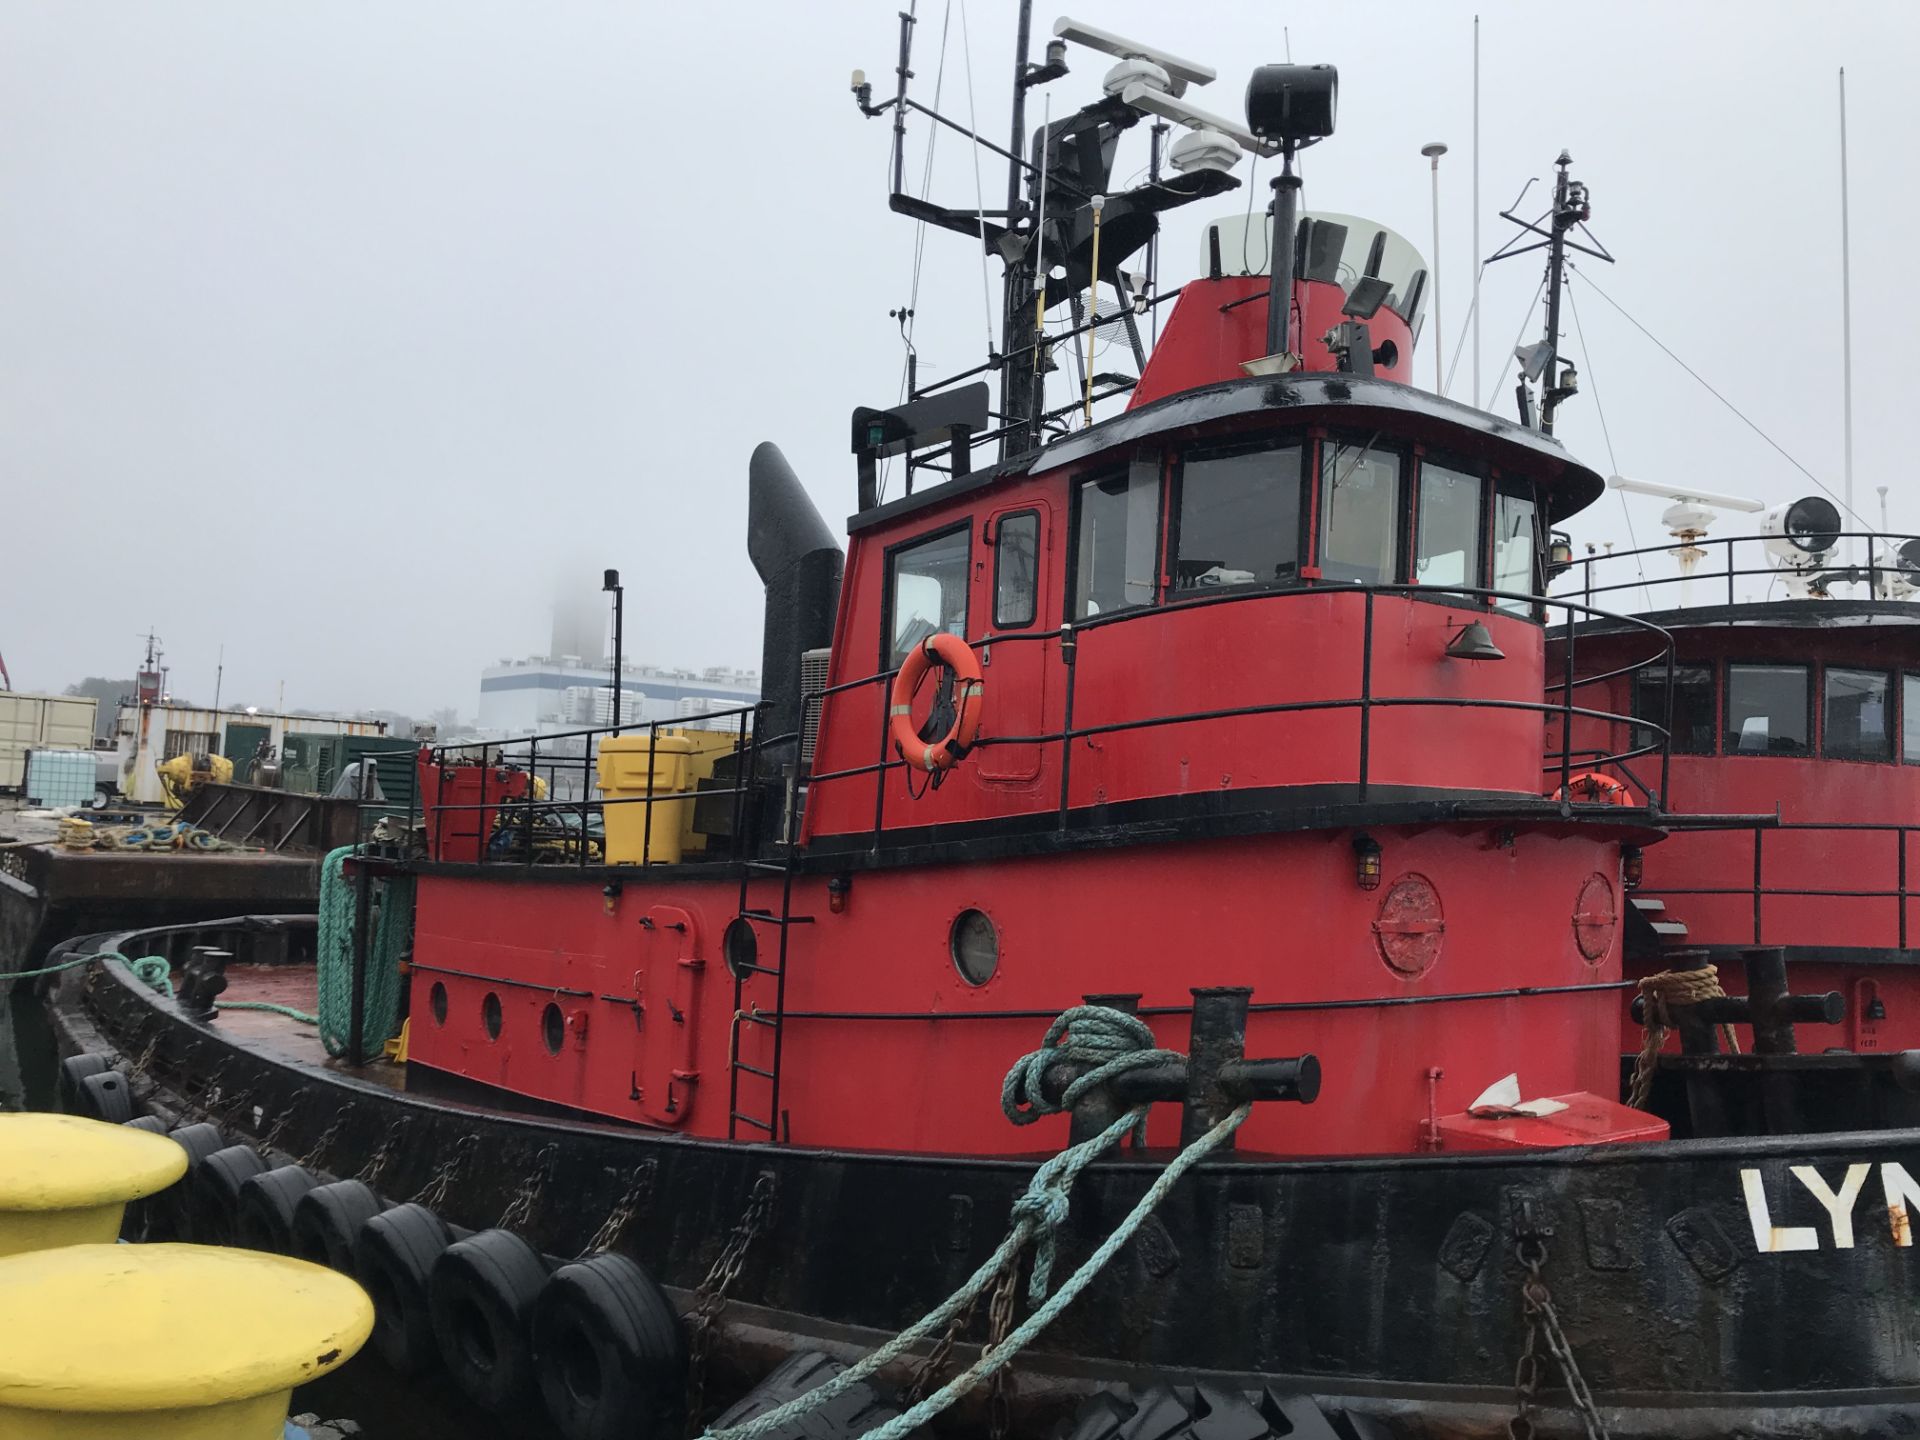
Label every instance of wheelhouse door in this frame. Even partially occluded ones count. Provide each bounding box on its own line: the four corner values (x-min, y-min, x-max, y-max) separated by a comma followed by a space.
976, 502, 1052, 785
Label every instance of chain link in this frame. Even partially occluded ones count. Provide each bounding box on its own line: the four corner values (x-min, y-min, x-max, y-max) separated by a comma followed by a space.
982, 1258, 1020, 1440
686, 1171, 777, 1433
358, 1117, 410, 1191
1506, 1237, 1610, 1440
413, 1132, 477, 1211
261, 1096, 303, 1155
498, 1144, 558, 1234
299, 1112, 350, 1171
583, 1162, 657, 1257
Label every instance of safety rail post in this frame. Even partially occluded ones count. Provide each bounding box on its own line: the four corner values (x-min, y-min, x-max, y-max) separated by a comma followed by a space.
526, 733, 539, 868
642, 719, 658, 867
1583, 554, 1594, 609
1659, 642, 1674, 807
348, 853, 372, 1066
1752, 829, 1765, 945
871, 674, 890, 849
1056, 623, 1079, 828
1558, 600, 1576, 802
1902, 828, 1910, 951
731, 705, 753, 869
579, 726, 592, 872
1726, 536, 1736, 609
477, 754, 489, 868
1357, 594, 1374, 801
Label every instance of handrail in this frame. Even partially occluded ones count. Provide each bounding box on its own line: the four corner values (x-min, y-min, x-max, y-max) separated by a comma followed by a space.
1637, 819, 1918, 952
1554, 529, 1920, 615
385, 580, 1676, 869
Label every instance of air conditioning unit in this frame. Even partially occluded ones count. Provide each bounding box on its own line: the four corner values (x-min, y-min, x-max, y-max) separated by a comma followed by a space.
799, 648, 832, 768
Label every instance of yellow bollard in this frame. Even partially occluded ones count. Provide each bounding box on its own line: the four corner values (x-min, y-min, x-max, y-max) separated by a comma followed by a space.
0, 1242, 374, 1438
0, 1112, 188, 1258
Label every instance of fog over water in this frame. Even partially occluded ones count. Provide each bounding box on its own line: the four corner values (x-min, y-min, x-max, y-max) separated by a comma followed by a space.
1, 2, 1913, 717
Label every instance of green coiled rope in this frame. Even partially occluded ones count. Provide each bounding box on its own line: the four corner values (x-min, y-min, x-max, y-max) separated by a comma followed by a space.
316, 845, 413, 1063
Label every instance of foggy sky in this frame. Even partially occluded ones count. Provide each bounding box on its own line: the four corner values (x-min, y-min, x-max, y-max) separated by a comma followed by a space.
2, 2, 1914, 717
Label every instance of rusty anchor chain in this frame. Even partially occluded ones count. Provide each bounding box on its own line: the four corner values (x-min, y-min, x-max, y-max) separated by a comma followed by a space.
582, 1162, 658, 1257
497, 1143, 559, 1234
686, 1171, 777, 1432
1507, 1233, 1610, 1440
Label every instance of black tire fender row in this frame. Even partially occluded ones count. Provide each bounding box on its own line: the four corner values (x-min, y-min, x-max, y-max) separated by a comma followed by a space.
75, 1069, 132, 1124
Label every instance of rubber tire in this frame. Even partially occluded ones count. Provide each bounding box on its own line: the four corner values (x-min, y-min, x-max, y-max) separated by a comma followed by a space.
235, 1164, 322, 1253
58, 1053, 113, 1113
355, 1203, 453, 1376
429, 1228, 549, 1412
193, 1144, 269, 1246
292, 1180, 384, 1273
531, 1253, 687, 1440
164, 1123, 227, 1241
76, 1069, 132, 1123
124, 1115, 169, 1134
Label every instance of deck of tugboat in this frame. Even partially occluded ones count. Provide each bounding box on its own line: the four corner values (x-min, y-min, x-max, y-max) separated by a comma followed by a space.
214, 963, 406, 1093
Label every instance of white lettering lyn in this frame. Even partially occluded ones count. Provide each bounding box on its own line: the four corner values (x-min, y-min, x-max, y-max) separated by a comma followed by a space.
1883, 1162, 1920, 1247
1791, 1163, 1871, 1249
1740, 1168, 1819, 1253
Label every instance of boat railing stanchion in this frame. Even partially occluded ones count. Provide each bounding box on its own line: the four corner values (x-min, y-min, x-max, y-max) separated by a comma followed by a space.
1056, 623, 1078, 830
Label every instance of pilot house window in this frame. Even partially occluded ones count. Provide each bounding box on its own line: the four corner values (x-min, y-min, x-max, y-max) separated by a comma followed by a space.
1318, 441, 1403, 585
888, 526, 970, 666
1073, 464, 1160, 618
1824, 667, 1892, 762
1415, 462, 1484, 590
1173, 443, 1303, 590
1725, 663, 1810, 756
1632, 663, 1715, 756
1492, 487, 1540, 616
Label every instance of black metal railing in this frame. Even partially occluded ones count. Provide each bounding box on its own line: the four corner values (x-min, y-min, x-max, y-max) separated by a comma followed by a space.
804, 580, 1678, 845
1642, 820, 1920, 951
1557, 530, 1920, 616
357, 582, 1676, 873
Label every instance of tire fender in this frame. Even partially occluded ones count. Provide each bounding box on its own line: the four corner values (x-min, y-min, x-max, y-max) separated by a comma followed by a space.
531, 1252, 688, 1440
354, 1203, 453, 1376
75, 1069, 132, 1124
192, 1144, 269, 1246
429, 1228, 549, 1412
58, 1053, 114, 1113
235, 1164, 323, 1253
162, 1123, 226, 1241
292, 1179, 385, 1273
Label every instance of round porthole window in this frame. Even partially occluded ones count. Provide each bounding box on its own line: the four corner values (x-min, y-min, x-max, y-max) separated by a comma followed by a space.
429, 981, 448, 1026
482, 992, 503, 1041
543, 1002, 565, 1055
724, 917, 758, 982
950, 908, 999, 987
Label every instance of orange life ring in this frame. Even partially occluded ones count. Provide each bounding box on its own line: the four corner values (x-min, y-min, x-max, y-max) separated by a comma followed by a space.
889, 633, 985, 772
1556, 771, 1630, 805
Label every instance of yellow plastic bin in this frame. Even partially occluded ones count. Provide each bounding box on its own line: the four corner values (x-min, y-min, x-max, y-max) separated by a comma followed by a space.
0, 1113, 187, 1259
597, 729, 742, 865
0, 1242, 372, 1439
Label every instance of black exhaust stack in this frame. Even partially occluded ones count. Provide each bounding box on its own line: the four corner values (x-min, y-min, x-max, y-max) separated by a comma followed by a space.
748, 442, 843, 749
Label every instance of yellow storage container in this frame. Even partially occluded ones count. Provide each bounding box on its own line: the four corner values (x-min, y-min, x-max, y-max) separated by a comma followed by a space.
596, 730, 740, 865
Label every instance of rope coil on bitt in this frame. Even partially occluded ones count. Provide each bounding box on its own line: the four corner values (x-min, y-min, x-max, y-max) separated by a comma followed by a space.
702, 1006, 1251, 1440
1628, 964, 1737, 1110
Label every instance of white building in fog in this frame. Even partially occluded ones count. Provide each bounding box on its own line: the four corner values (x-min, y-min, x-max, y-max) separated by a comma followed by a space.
477, 657, 759, 735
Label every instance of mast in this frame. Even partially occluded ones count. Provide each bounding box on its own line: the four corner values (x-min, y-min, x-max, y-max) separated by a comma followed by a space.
997, 1, 1040, 459
1471, 14, 1481, 406
1840, 66, 1855, 555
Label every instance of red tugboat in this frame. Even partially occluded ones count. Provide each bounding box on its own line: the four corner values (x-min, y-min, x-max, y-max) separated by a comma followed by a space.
41, 14, 1920, 1440
1555, 482, 1920, 1063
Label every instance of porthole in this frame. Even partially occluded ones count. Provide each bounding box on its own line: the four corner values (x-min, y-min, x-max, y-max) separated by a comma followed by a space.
429, 981, 448, 1026
542, 1002, 565, 1055
950, 908, 999, 987
482, 991, 503, 1041
724, 917, 758, 982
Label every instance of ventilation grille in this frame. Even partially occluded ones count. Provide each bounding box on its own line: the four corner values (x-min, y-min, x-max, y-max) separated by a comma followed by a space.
799, 648, 832, 768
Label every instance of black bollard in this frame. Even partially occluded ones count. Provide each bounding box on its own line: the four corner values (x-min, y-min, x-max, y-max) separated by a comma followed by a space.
1182, 987, 1253, 1150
